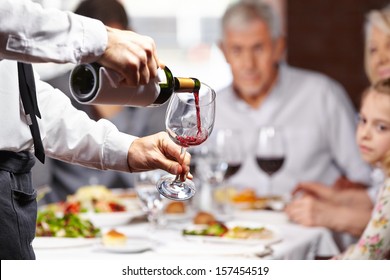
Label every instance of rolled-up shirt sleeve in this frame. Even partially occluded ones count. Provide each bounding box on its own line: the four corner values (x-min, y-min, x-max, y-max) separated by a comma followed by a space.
0, 0, 107, 64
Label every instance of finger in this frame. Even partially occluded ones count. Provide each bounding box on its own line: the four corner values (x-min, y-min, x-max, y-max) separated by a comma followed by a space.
162, 141, 182, 163
118, 54, 140, 87
294, 182, 325, 198
145, 36, 159, 78
157, 159, 181, 175
291, 182, 314, 196
131, 46, 150, 85
120, 41, 148, 86
158, 59, 166, 70
187, 172, 193, 180
134, 35, 158, 81
183, 151, 191, 166
138, 63, 150, 85
147, 52, 158, 79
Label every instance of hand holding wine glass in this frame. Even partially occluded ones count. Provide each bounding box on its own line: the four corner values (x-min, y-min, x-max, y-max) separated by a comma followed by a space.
255, 126, 285, 195
157, 82, 216, 201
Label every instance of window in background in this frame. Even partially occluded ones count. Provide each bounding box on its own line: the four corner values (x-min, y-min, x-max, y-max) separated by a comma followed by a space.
122, 0, 233, 90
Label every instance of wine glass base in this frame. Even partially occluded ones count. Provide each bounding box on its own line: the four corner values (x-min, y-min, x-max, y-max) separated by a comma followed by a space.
157, 175, 196, 201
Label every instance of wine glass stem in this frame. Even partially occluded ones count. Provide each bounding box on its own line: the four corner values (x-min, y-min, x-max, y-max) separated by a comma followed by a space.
268, 176, 273, 196
173, 146, 187, 183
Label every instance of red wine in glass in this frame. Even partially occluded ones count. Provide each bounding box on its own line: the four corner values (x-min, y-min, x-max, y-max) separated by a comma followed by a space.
176, 133, 208, 147
224, 163, 242, 180
256, 157, 285, 176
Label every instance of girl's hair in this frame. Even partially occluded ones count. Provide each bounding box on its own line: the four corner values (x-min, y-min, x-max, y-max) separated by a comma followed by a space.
364, 5, 390, 82
360, 70, 390, 110
372, 78, 390, 175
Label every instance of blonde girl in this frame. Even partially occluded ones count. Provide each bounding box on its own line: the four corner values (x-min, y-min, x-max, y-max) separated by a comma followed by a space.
340, 80, 390, 259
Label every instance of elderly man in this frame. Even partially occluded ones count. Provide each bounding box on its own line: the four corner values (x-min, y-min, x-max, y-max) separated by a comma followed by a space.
214, 0, 374, 249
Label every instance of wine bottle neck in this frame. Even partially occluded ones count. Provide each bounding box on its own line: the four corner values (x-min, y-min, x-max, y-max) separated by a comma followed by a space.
154, 67, 201, 105
174, 77, 201, 92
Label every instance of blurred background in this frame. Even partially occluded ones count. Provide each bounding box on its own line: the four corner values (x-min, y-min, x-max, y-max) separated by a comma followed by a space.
32, 0, 388, 108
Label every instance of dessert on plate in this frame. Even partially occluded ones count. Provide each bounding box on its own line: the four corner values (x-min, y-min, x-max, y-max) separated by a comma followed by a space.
102, 229, 127, 246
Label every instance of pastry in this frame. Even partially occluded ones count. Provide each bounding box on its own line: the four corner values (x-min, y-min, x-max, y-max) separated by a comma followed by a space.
102, 229, 127, 246
193, 211, 216, 225
165, 201, 186, 214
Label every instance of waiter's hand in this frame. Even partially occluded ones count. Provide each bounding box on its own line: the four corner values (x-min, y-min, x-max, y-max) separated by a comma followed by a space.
127, 132, 192, 180
98, 27, 161, 86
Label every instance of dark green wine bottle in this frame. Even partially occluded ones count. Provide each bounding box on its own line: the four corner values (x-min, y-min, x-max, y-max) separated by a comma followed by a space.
69, 63, 200, 107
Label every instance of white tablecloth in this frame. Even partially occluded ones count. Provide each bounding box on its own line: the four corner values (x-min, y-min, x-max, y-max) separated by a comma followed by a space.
34, 210, 339, 260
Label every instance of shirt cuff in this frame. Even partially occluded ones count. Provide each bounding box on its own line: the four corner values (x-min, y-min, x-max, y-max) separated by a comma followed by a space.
74, 14, 107, 63
103, 130, 137, 172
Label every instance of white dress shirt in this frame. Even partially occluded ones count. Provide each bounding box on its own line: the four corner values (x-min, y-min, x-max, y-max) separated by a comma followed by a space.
0, 0, 135, 172
214, 63, 373, 196
0, 0, 106, 64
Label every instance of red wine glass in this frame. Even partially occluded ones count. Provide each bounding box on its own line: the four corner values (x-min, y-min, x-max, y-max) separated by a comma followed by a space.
255, 126, 285, 195
157, 83, 216, 201
216, 129, 244, 181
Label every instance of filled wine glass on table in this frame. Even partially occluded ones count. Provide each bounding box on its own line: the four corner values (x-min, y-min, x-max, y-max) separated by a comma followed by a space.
216, 129, 244, 181
202, 129, 245, 216
156, 82, 216, 201
195, 129, 244, 196
255, 126, 286, 195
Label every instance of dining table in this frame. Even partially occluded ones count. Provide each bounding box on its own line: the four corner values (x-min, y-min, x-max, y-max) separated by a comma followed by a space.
33, 209, 340, 260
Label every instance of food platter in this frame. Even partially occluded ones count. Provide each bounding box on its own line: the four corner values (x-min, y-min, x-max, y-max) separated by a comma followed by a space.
39, 185, 145, 228
182, 221, 282, 246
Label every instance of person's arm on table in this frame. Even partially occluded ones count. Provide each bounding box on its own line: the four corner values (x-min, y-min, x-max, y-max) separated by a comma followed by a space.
285, 195, 371, 237
292, 181, 373, 210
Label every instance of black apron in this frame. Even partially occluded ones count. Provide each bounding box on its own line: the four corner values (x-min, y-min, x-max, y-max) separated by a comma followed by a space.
0, 151, 37, 260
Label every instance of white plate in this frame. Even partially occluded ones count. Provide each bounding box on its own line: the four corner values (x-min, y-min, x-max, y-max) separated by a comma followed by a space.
183, 221, 282, 246
32, 237, 99, 249
96, 240, 153, 254
80, 210, 145, 227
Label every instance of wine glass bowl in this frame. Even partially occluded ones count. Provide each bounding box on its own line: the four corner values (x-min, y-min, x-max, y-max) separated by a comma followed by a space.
157, 82, 216, 201
216, 129, 244, 181
255, 126, 285, 194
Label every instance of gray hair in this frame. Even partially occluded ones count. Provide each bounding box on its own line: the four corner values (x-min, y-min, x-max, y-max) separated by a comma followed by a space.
221, 0, 282, 40
364, 4, 390, 83
365, 4, 390, 40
